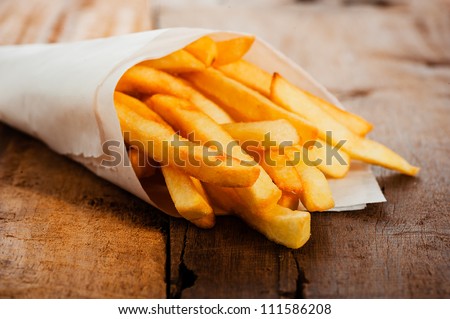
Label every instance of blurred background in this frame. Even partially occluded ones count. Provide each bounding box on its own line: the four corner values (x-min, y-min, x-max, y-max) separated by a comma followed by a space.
1, 0, 448, 111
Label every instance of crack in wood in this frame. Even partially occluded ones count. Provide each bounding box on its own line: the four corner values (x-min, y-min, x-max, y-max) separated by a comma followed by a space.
292, 251, 309, 298
342, 0, 401, 8
165, 219, 171, 298
169, 223, 198, 298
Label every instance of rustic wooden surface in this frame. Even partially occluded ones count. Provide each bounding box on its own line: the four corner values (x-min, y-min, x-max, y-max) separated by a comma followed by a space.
1, 0, 449, 298
0, 0, 166, 299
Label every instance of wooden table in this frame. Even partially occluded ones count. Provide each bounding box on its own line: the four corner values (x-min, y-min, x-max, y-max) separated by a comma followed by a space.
0, 0, 449, 298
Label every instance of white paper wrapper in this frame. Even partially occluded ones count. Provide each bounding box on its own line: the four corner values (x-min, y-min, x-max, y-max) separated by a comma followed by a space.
0, 28, 385, 215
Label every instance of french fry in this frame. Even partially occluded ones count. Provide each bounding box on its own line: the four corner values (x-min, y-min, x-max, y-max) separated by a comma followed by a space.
217, 59, 372, 136
271, 74, 420, 176
253, 148, 302, 194
190, 178, 230, 220
284, 147, 335, 212
221, 120, 299, 149
213, 36, 255, 67
190, 176, 211, 205
306, 139, 350, 179
114, 93, 260, 187
128, 147, 156, 179
161, 165, 215, 229
203, 184, 241, 214
115, 90, 169, 127
240, 205, 310, 249
147, 94, 282, 210
183, 68, 318, 144
217, 59, 271, 97
204, 183, 310, 249
137, 49, 205, 73
299, 90, 373, 136
184, 36, 217, 66
116, 66, 233, 124
278, 192, 300, 210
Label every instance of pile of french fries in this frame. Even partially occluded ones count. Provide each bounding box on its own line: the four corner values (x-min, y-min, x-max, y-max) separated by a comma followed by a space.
114, 35, 419, 248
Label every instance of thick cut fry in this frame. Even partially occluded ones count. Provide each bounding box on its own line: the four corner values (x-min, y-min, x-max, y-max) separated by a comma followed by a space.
217, 59, 272, 97
114, 93, 260, 187
213, 36, 255, 67
299, 89, 372, 136
184, 36, 217, 66
191, 214, 216, 229
116, 66, 233, 124
204, 183, 310, 249
253, 149, 302, 194
278, 192, 300, 210
285, 147, 335, 212
148, 94, 282, 210
138, 49, 205, 73
183, 68, 318, 144
306, 139, 350, 179
241, 205, 310, 249
161, 165, 215, 229
271, 74, 420, 176
190, 177, 210, 204
115, 90, 169, 127
217, 59, 371, 135
221, 120, 299, 149
203, 184, 241, 214
128, 147, 156, 179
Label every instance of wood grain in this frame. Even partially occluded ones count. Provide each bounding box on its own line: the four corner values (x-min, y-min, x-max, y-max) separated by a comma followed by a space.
158, 0, 450, 298
0, 0, 152, 44
0, 0, 167, 298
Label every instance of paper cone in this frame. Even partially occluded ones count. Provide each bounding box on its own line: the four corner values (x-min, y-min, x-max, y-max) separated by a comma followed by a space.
0, 27, 385, 215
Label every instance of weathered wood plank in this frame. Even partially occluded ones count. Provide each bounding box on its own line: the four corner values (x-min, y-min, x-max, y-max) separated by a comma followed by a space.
160, 0, 450, 298
0, 0, 152, 44
0, 0, 166, 298
0, 127, 168, 298
169, 217, 293, 298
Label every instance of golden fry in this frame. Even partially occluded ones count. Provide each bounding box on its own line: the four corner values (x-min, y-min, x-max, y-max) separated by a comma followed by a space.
306, 139, 350, 179
254, 149, 303, 194
138, 49, 205, 73
271, 74, 419, 176
221, 119, 299, 149
204, 183, 310, 249
183, 68, 318, 144
116, 66, 233, 124
217, 59, 371, 135
299, 89, 372, 136
161, 165, 215, 229
278, 192, 300, 210
213, 36, 255, 66
128, 147, 156, 179
217, 59, 271, 96
114, 90, 169, 127
184, 36, 217, 66
203, 183, 241, 214
285, 147, 335, 212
